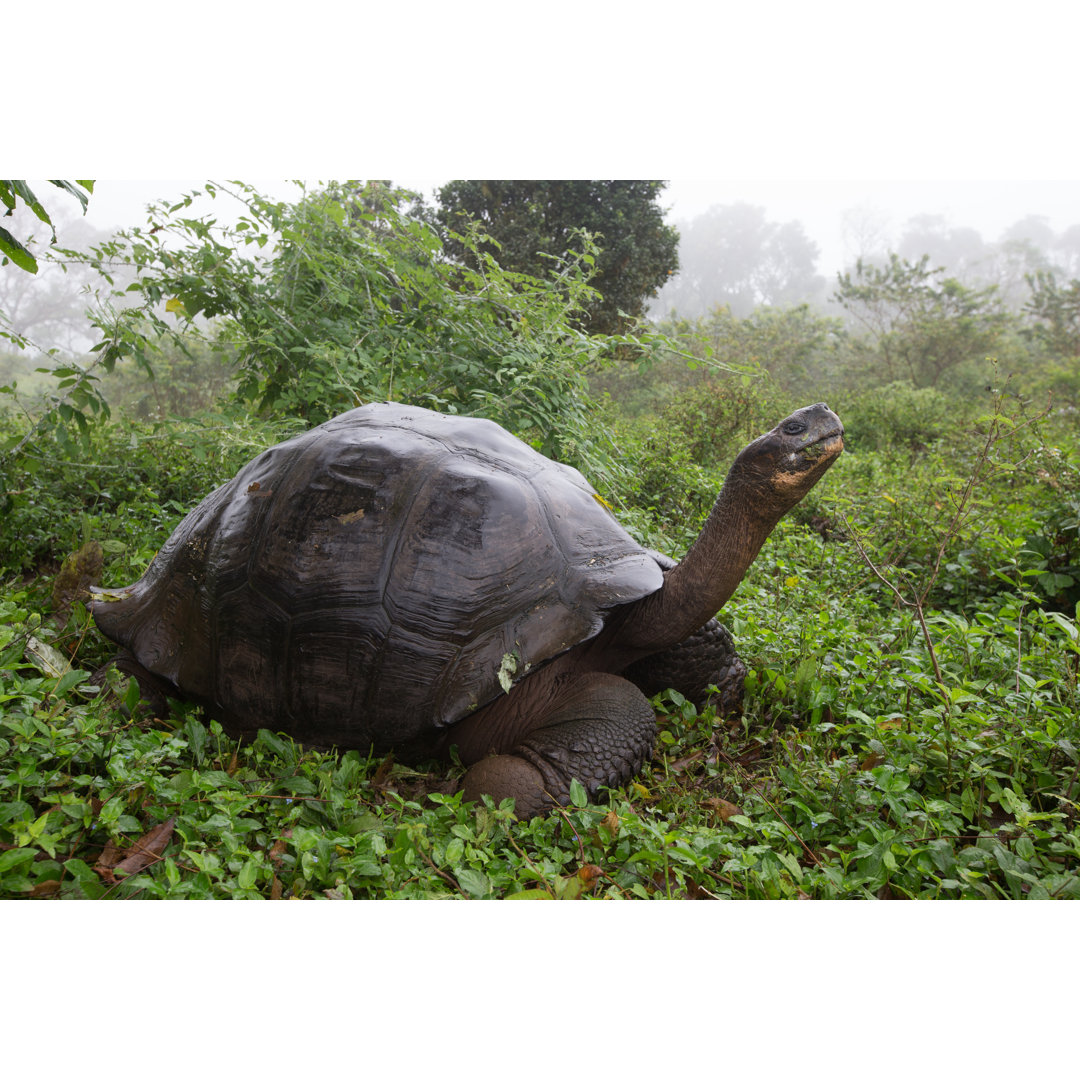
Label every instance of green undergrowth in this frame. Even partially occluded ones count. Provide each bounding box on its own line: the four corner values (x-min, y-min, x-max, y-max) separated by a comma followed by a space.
2, 530, 1077, 899
2, 396, 1079, 899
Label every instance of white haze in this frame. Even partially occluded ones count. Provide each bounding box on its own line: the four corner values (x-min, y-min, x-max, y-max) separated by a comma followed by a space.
50, 176, 1080, 284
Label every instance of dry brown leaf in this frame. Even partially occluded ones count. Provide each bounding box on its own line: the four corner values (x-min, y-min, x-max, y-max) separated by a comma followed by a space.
860, 752, 886, 771
270, 874, 283, 900
371, 755, 394, 789
29, 879, 62, 899
577, 864, 602, 890
668, 749, 704, 774
703, 797, 742, 823
600, 810, 619, 835
683, 878, 716, 900
268, 829, 292, 867
94, 837, 126, 882
112, 816, 177, 877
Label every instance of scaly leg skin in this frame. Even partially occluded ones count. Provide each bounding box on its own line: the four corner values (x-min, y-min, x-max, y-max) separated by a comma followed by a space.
460, 673, 657, 819
623, 617, 747, 715
91, 648, 175, 718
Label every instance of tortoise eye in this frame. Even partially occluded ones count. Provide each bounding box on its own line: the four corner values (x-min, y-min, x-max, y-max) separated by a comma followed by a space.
782, 420, 806, 435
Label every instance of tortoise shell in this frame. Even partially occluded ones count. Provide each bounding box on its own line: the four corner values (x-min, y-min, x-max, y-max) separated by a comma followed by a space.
92, 403, 663, 750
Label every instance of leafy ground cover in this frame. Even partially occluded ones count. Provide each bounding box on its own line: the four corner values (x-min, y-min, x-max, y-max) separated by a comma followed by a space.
2, 391, 1077, 899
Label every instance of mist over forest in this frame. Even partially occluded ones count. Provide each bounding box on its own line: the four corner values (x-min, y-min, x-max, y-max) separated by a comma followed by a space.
3, 178, 1079, 362
649, 200, 1080, 320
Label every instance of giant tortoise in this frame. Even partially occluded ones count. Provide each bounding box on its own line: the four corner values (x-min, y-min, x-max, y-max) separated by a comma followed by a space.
91, 401, 843, 816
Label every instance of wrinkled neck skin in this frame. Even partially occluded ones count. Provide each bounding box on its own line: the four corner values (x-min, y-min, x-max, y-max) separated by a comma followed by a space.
594, 465, 782, 670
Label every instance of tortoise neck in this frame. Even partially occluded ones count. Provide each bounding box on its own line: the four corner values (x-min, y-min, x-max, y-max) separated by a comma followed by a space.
607, 471, 780, 664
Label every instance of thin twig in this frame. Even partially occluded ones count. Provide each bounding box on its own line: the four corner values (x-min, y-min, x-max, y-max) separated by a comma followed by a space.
1016, 605, 1025, 695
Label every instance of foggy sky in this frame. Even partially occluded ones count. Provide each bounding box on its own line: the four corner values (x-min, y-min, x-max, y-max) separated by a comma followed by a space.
64, 177, 1080, 282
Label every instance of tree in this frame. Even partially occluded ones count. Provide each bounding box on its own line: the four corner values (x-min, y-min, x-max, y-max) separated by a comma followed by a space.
834, 254, 1011, 388
1053, 224, 1080, 278
663, 303, 844, 395
1025, 270, 1080, 359
651, 202, 825, 320
1001, 214, 1056, 252
67, 181, 676, 479
897, 214, 988, 277
435, 180, 679, 334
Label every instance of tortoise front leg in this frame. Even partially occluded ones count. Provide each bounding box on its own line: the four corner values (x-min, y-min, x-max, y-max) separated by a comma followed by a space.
459, 673, 656, 819
623, 617, 747, 714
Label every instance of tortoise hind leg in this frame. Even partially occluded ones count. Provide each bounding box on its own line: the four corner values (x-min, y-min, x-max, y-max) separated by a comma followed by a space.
460, 673, 656, 819
90, 648, 175, 717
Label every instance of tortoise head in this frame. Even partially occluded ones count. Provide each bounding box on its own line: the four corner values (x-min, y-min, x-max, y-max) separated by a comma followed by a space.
729, 402, 844, 517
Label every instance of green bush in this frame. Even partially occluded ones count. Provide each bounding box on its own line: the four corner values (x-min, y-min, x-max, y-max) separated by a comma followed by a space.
0, 409, 278, 582
834, 380, 957, 452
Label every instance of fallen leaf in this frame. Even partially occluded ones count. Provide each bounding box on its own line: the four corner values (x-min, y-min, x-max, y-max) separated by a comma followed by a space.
577, 864, 602, 891
29, 880, 62, 899
860, 752, 886, 771
703, 797, 742, 823
668, 749, 704, 774
94, 837, 127, 882
371, 756, 394, 789
112, 816, 176, 878
268, 830, 292, 867
683, 879, 715, 900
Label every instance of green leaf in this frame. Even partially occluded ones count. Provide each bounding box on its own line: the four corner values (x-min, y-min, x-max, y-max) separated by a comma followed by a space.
455, 866, 490, 898
185, 717, 208, 763
54, 669, 89, 697
0, 848, 38, 874
256, 729, 291, 759
1046, 611, 1078, 641
568, 778, 588, 809
47, 180, 91, 213
497, 651, 518, 694
1039, 572, 1075, 594
6, 181, 51, 224
0, 226, 39, 272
